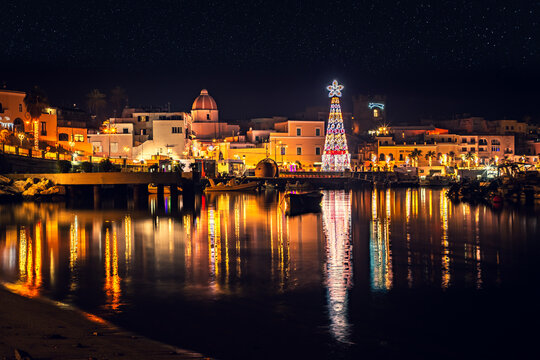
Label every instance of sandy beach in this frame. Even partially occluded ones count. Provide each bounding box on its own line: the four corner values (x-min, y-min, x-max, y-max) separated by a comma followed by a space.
0, 286, 209, 360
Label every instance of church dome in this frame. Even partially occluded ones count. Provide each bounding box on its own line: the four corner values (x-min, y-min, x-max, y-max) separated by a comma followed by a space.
192, 89, 217, 110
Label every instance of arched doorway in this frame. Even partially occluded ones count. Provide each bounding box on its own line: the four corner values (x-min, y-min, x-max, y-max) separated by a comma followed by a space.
13, 118, 24, 132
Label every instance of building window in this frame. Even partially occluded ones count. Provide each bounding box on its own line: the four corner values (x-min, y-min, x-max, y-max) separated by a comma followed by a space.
74, 134, 84, 142
470, 138, 476, 144
111, 142, 118, 153
59, 133, 69, 141
19, 104, 22, 112
255, 136, 260, 142
141, 129, 146, 135
399, 154, 404, 161
123, 128, 129, 134
461, 147, 467, 152
296, 147, 302, 155
296, 128, 301, 136
206, 113, 210, 120
40, 122, 47, 136
373, 109, 379, 118
172, 126, 182, 134
470, 148, 475, 152
316, 128, 321, 136
92, 142, 102, 152
491, 139, 501, 145
281, 147, 286, 155
461, 138, 467, 143
315, 147, 321, 155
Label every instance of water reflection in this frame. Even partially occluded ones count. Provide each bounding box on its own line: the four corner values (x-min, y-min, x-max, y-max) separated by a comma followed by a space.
0, 190, 536, 358
370, 189, 393, 291
322, 190, 353, 343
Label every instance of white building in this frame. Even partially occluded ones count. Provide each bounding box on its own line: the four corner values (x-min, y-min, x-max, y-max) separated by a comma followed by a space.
132, 119, 187, 161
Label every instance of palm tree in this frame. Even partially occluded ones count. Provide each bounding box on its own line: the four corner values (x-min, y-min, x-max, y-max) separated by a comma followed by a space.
448, 151, 455, 166
409, 148, 422, 166
464, 151, 475, 169
110, 86, 127, 117
425, 150, 436, 166
24, 86, 49, 151
87, 89, 107, 125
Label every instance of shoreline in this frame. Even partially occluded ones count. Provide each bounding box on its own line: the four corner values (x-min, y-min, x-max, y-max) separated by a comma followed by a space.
0, 283, 209, 360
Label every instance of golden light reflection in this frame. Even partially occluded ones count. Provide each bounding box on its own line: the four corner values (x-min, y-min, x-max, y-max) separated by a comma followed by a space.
370, 189, 393, 291
440, 191, 450, 288
35, 222, 42, 288
104, 226, 121, 310
406, 189, 412, 287
124, 215, 132, 273
19, 228, 27, 277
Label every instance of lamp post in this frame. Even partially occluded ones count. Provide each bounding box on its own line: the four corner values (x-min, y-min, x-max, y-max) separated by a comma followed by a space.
17, 133, 25, 147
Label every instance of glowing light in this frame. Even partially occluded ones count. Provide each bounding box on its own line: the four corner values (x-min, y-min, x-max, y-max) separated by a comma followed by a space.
326, 79, 344, 98
322, 82, 351, 171
368, 102, 385, 110
322, 190, 353, 343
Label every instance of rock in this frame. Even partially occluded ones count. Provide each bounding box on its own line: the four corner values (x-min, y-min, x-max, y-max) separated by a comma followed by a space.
0, 185, 19, 195
14, 348, 33, 360
40, 186, 65, 196
22, 186, 40, 197
23, 178, 34, 190
0, 175, 12, 185
39, 179, 54, 190
12, 180, 27, 193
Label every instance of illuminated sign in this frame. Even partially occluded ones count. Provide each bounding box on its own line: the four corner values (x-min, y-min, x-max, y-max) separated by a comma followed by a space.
368, 102, 385, 110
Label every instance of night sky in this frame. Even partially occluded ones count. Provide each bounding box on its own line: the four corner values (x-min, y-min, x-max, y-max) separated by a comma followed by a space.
1, 0, 539, 123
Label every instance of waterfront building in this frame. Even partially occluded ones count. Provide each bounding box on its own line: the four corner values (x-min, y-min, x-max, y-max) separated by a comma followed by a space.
88, 122, 134, 159
376, 129, 516, 167
0, 89, 27, 131
197, 119, 326, 171
1, 89, 92, 155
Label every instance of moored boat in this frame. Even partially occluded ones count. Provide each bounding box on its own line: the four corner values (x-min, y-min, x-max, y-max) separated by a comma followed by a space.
283, 190, 323, 216
204, 178, 260, 192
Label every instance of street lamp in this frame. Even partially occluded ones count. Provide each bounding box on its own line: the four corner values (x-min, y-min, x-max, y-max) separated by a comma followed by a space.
17, 133, 25, 147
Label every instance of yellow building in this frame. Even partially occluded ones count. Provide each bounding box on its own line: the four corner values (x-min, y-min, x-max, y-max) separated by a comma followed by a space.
0, 89, 28, 131
196, 120, 326, 171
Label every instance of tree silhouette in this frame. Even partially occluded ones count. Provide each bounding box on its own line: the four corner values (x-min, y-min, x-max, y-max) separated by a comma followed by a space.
86, 89, 107, 125
24, 86, 49, 150
110, 86, 128, 117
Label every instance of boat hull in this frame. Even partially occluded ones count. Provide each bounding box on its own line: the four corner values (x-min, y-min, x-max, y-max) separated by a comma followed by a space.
284, 191, 323, 216
204, 181, 260, 192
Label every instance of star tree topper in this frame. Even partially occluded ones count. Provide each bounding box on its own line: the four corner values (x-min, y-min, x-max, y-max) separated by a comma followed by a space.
327, 80, 344, 97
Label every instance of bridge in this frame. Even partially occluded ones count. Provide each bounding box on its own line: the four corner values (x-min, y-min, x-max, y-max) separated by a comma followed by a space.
6, 172, 196, 207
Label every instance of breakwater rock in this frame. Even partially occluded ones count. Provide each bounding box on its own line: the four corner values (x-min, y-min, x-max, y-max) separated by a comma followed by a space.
0, 175, 65, 201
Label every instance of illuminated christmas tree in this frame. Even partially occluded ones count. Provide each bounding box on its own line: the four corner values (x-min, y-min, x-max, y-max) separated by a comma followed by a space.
322, 80, 351, 171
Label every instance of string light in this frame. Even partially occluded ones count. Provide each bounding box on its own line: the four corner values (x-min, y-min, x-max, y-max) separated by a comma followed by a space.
322, 80, 351, 171
368, 102, 385, 110
326, 79, 344, 98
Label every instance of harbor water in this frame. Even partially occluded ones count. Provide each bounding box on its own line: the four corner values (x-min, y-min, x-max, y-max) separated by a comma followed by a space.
0, 189, 538, 359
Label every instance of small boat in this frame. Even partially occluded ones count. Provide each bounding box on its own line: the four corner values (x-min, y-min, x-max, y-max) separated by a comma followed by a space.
420, 175, 452, 187
283, 191, 323, 216
204, 178, 260, 192
285, 181, 312, 191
